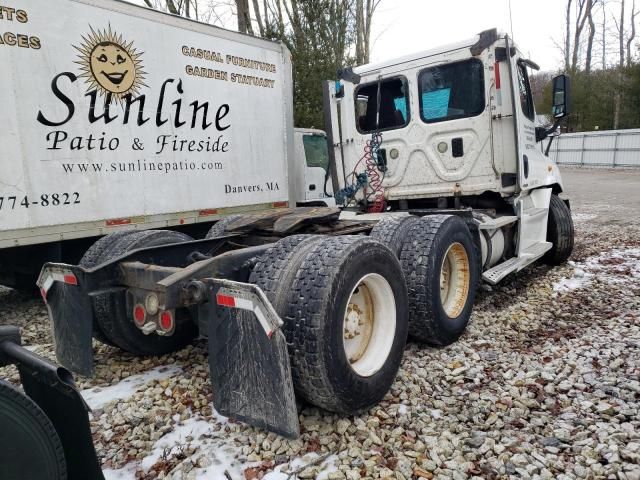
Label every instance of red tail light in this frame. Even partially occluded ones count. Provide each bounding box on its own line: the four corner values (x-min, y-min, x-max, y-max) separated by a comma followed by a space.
159, 310, 174, 332
133, 304, 146, 326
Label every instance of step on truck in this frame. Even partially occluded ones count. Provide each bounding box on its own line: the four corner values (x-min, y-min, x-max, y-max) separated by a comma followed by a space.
1, 0, 574, 474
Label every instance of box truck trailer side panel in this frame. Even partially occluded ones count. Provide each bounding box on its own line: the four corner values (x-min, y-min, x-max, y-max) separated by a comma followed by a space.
0, 0, 291, 247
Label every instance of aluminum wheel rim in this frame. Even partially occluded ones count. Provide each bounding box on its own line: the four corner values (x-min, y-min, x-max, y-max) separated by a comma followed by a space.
342, 273, 396, 377
440, 242, 470, 318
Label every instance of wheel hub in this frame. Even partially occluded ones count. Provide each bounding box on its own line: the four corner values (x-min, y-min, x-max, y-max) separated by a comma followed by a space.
344, 303, 365, 340
439, 242, 470, 319
342, 273, 396, 377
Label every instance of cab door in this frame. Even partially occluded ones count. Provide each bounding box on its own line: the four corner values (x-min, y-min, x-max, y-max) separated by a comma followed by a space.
509, 54, 552, 253
511, 57, 547, 191
328, 76, 412, 208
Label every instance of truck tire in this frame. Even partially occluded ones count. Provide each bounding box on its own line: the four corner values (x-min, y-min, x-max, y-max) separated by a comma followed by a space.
80, 230, 144, 346
252, 236, 409, 414
249, 235, 325, 309
0, 380, 67, 480
79, 230, 139, 269
80, 230, 197, 356
205, 215, 244, 238
400, 215, 480, 346
542, 194, 574, 266
370, 216, 418, 258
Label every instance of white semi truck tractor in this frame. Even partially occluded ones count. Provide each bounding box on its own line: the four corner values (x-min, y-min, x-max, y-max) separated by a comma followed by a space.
1, 0, 574, 472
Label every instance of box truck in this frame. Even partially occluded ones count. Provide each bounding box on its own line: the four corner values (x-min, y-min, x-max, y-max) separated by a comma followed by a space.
1, 0, 574, 475
0, 6, 331, 288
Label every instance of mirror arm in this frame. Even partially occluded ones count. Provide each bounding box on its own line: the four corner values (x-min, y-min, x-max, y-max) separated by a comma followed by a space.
543, 119, 562, 156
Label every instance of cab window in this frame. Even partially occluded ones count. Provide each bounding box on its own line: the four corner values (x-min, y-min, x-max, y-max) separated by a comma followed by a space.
355, 77, 410, 133
517, 62, 535, 121
419, 59, 485, 123
302, 134, 329, 171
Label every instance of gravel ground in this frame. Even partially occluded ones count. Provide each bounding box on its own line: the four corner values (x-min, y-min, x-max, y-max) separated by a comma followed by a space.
1, 167, 639, 480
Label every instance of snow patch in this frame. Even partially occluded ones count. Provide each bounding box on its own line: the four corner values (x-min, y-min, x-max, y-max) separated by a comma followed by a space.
103, 413, 241, 480
263, 453, 340, 480
572, 213, 598, 222
553, 248, 640, 293
102, 463, 138, 480
144, 417, 241, 478
81, 365, 182, 410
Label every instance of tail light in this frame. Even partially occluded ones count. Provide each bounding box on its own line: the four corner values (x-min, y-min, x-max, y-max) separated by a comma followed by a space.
133, 304, 146, 327
158, 310, 175, 334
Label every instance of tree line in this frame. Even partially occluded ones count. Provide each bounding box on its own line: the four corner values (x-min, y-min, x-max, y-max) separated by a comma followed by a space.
535, 0, 639, 131
142, 0, 639, 132
142, 0, 380, 128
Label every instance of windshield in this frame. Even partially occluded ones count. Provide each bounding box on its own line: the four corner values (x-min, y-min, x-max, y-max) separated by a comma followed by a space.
302, 134, 329, 171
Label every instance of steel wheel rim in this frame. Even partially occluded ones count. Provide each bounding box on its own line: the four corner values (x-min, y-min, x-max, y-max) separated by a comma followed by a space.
440, 242, 470, 318
342, 273, 396, 377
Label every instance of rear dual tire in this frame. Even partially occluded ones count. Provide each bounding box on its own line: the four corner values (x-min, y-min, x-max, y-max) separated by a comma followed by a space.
205, 215, 244, 238
250, 235, 408, 414
400, 215, 480, 346
370, 214, 480, 346
370, 216, 418, 258
80, 230, 197, 356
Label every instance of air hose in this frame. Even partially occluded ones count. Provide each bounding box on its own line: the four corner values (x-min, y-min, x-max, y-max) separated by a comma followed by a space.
334, 132, 386, 211
364, 132, 385, 212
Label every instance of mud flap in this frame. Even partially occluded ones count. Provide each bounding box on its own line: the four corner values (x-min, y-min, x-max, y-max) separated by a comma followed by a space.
206, 279, 300, 438
0, 327, 104, 480
37, 264, 95, 377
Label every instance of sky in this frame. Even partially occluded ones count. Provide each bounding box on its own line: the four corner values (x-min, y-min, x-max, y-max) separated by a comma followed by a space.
370, 0, 567, 72
126, 0, 590, 73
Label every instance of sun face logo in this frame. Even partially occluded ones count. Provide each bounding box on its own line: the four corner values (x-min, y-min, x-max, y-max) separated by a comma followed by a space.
74, 25, 147, 101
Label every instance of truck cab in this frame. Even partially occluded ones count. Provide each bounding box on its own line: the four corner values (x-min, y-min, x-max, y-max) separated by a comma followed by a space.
328, 29, 565, 204
326, 28, 572, 283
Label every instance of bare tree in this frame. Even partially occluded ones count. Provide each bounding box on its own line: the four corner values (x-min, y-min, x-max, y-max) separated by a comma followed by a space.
626, 0, 638, 65
354, 0, 381, 64
235, 0, 254, 34
613, 0, 625, 129
143, 0, 179, 14
571, 0, 595, 71
565, 0, 573, 70
619, 0, 626, 67
142, 0, 211, 20
602, 7, 607, 68
585, 0, 598, 72
251, 0, 265, 36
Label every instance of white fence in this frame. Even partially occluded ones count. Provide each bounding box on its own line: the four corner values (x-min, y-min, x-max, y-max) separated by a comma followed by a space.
546, 129, 640, 167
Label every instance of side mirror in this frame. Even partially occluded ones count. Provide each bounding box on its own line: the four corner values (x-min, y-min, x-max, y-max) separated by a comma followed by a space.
551, 74, 571, 119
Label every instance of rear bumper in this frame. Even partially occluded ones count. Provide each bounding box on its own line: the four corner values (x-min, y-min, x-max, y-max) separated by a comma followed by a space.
37, 263, 301, 438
